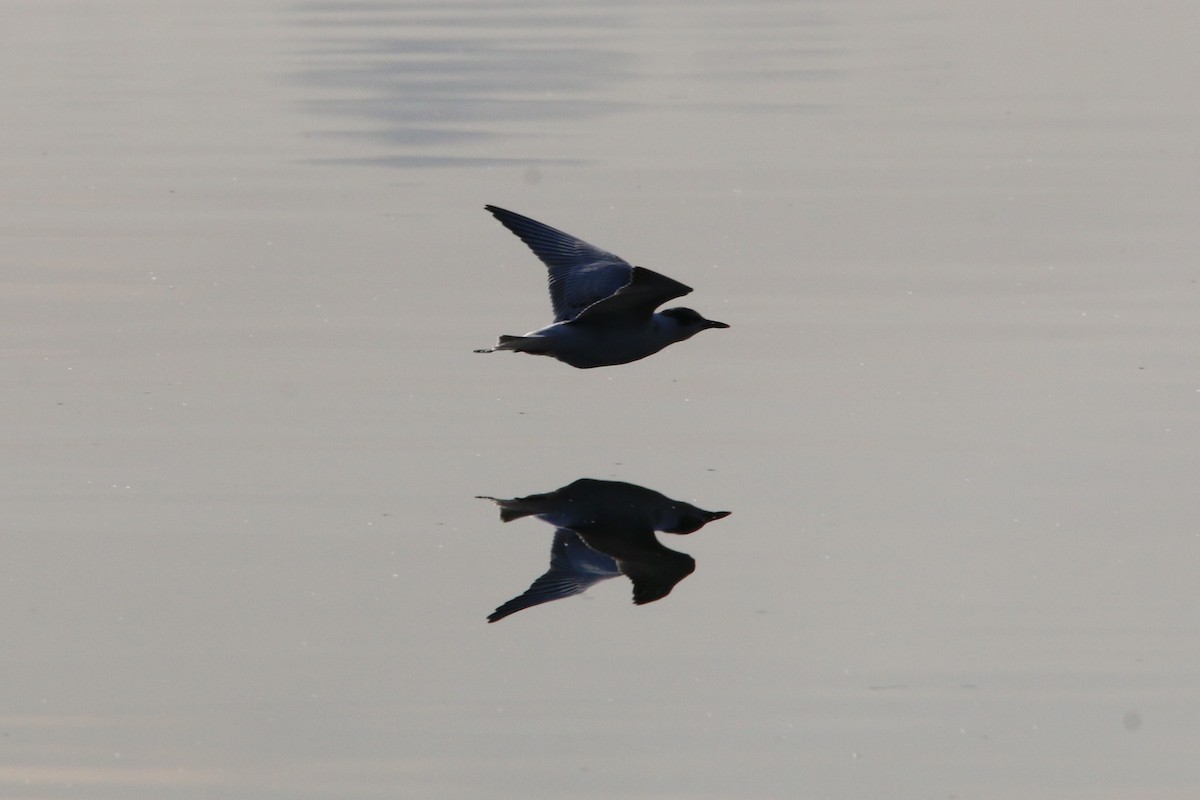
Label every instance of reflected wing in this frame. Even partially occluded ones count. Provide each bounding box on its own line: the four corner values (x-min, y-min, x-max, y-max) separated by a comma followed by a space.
570, 267, 693, 325
487, 530, 620, 623
619, 548, 696, 606
486, 205, 633, 322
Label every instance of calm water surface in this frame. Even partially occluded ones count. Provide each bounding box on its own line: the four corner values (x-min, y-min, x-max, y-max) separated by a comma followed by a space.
3, 0, 1199, 798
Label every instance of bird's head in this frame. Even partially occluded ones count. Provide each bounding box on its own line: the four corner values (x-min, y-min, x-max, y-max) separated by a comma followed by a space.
659, 307, 729, 335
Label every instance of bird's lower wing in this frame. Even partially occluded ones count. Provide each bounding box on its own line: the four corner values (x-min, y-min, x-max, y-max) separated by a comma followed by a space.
487, 530, 620, 622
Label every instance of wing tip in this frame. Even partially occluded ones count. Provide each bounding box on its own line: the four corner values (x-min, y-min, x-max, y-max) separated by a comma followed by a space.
629, 265, 694, 296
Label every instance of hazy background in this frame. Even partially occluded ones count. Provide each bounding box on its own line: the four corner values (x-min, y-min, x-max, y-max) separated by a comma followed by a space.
3, 1, 1198, 797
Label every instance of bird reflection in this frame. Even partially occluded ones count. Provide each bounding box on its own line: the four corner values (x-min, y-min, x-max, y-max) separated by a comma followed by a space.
478, 478, 730, 622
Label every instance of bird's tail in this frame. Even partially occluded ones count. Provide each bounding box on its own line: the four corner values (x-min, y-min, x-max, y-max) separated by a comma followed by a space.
476, 494, 545, 522
473, 335, 542, 355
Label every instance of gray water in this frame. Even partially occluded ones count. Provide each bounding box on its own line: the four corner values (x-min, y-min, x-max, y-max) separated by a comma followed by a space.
4, 1, 1199, 797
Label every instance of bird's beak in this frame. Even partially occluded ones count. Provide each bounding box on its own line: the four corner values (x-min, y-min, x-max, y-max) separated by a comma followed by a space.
706, 319, 730, 329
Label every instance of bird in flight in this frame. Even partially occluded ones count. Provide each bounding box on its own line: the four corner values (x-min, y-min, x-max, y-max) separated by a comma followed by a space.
475, 206, 728, 368
479, 478, 731, 622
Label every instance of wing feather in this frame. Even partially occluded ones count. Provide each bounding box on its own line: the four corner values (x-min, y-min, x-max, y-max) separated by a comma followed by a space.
570, 267, 693, 325
486, 205, 633, 322
487, 530, 619, 623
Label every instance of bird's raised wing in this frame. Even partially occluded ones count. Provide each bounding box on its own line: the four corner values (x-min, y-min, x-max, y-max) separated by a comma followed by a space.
486, 205, 633, 322
570, 266, 693, 325
487, 530, 620, 623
